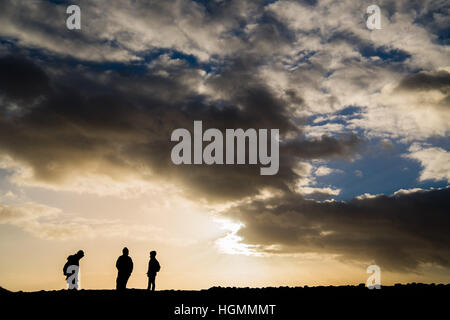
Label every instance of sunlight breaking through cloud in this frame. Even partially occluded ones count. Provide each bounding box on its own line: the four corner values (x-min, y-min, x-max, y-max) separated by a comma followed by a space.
214, 218, 260, 256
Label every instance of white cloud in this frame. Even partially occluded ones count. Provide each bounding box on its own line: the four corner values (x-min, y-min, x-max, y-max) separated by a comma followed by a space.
292, 162, 341, 198
393, 188, 424, 195
1, 0, 448, 144
298, 186, 341, 197
0, 201, 177, 242
0, 155, 177, 199
265, 0, 450, 141
315, 166, 343, 176
0, 0, 252, 62
356, 193, 381, 200
405, 144, 450, 182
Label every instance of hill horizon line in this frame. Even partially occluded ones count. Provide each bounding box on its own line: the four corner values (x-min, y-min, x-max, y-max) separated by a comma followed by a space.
2, 282, 449, 294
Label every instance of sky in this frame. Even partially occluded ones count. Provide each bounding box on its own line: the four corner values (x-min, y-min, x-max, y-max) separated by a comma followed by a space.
0, 0, 449, 291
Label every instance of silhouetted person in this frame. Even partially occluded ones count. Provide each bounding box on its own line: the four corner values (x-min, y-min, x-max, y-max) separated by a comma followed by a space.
147, 250, 160, 291
63, 250, 84, 290
116, 247, 133, 290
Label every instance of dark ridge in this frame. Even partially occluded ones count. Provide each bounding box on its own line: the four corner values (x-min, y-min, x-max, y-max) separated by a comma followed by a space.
2, 284, 448, 318
0, 286, 11, 294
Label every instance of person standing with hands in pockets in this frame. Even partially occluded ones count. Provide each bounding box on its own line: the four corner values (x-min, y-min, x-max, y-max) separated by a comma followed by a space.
116, 247, 133, 290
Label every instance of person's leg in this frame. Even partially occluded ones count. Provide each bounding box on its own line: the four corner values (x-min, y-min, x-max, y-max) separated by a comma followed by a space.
123, 274, 130, 289
151, 277, 156, 291
147, 276, 151, 290
74, 275, 79, 290
118, 274, 129, 290
66, 270, 79, 290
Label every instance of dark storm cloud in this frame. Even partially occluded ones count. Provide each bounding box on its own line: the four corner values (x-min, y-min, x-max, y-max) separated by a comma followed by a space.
225, 187, 450, 271
395, 70, 450, 110
397, 70, 450, 93
0, 55, 50, 103
282, 134, 360, 160
0, 54, 360, 200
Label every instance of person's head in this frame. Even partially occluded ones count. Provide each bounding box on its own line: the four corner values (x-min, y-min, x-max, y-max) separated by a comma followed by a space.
122, 247, 129, 256
150, 250, 156, 258
76, 250, 84, 258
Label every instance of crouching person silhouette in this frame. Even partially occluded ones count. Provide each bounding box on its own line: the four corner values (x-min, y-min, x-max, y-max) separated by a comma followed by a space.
63, 250, 84, 290
116, 247, 133, 290
147, 250, 160, 291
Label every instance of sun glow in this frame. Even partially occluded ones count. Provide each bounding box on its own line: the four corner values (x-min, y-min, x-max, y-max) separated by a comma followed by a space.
214, 218, 259, 256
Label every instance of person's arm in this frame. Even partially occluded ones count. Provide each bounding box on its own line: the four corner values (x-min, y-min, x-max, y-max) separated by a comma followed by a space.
116, 257, 120, 270
63, 261, 68, 276
130, 258, 133, 274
